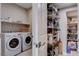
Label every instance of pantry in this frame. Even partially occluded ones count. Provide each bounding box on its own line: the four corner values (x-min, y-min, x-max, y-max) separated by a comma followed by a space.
47, 3, 79, 56
32, 3, 79, 56
0, 3, 79, 56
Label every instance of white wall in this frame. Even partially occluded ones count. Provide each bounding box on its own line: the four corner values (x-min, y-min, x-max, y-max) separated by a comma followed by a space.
27, 8, 32, 25
1, 3, 32, 33
77, 4, 79, 55
59, 6, 77, 55
0, 3, 1, 56
27, 8, 32, 32
1, 3, 28, 24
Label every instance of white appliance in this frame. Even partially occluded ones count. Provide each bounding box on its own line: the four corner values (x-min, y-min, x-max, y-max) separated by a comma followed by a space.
21, 32, 32, 51
1, 33, 21, 56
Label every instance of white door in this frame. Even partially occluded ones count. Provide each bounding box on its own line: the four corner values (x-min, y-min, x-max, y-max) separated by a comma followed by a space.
32, 3, 47, 56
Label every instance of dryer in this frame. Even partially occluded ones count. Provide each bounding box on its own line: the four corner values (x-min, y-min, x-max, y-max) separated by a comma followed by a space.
21, 32, 32, 51
1, 33, 21, 56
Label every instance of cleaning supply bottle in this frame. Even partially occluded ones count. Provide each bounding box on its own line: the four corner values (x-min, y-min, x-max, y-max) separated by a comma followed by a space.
58, 39, 63, 55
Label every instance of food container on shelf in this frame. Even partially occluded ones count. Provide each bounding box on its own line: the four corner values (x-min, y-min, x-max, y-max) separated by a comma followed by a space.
48, 34, 53, 45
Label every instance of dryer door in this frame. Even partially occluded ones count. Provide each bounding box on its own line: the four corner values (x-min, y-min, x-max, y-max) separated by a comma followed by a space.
25, 36, 31, 45
6, 37, 20, 51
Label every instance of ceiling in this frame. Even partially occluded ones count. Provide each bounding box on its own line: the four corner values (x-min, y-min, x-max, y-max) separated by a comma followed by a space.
16, 3, 32, 9
16, 3, 77, 9
54, 3, 77, 9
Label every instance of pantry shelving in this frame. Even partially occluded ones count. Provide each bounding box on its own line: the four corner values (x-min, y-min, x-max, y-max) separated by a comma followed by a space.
47, 3, 60, 56
67, 10, 78, 54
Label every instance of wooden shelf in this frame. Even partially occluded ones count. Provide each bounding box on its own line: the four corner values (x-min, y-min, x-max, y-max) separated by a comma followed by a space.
48, 15, 59, 19
47, 26, 59, 29
67, 33, 77, 34
1, 21, 30, 26
47, 33, 52, 34
1, 20, 31, 32
67, 21, 77, 24
67, 23, 77, 25
67, 39, 78, 42
67, 16, 77, 18
47, 26, 53, 28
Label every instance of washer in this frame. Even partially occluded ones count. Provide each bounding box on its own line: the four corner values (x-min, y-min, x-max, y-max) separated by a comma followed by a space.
1, 33, 21, 56
21, 32, 32, 51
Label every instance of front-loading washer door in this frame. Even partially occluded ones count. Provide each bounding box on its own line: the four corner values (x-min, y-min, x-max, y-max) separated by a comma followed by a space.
6, 37, 20, 51
25, 36, 31, 45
